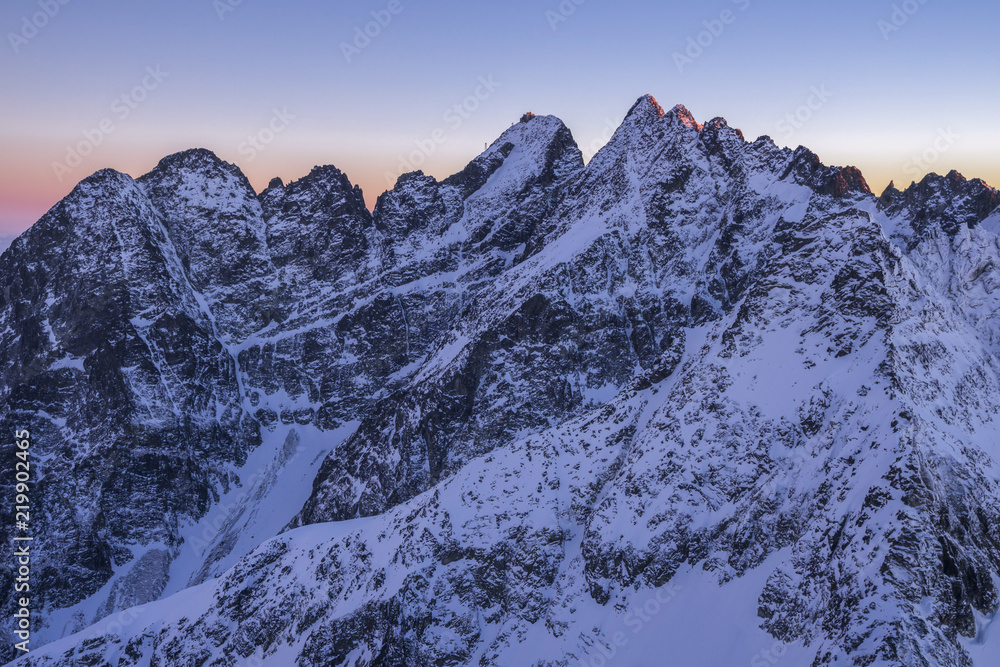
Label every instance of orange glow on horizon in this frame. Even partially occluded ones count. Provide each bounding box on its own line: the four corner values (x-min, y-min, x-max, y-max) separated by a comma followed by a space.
2, 146, 998, 239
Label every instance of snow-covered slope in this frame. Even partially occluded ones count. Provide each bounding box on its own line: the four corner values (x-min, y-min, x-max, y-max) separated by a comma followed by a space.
4, 95, 1000, 666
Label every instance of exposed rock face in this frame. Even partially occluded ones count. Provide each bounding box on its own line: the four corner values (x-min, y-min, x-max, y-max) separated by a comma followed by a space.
880, 170, 1000, 243
5, 95, 1000, 666
0, 169, 259, 651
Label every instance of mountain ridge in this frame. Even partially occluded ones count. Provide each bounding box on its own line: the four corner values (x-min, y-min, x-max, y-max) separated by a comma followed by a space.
3, 94, 1000, 666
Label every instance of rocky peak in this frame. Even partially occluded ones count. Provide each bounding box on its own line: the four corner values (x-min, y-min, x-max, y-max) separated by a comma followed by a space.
945, 168, 967, 183
781, 146, 872, 198
135, 149, 271, 336
77, 166, 137, 190
702, 116, 744, 140
443, 114, 583, 201
372, 114, 586, 275
261, 163, 373, 287
300, 163, 358, 189
0, 154, 259, 654
372, 170, 453, 241
618, 94, 670, 138
142, 148, 251, 189
830, 165, 871, 197
879, 180, 901, 207
264, 164, 369, 221
31, 168, 153, 250
589, 97, 698, 174
700, 116, 747, 167
138, 148, 259, 209
904, 169, 997, 209
0, 178, 125, 307
390, 169, 434, 187
880, 169, 1000, 241
667, 102, 703, 131
626, 93, 666, 120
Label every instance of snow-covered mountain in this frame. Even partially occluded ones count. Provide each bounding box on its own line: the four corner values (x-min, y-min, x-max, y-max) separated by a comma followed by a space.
4, 95, 1000, 666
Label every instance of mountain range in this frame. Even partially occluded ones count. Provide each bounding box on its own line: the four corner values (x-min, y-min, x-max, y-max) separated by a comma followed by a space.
4, 94, 1000, 666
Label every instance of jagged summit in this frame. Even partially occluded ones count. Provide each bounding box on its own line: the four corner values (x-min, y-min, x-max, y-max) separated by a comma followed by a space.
71, 167, 137, 193
700, 116, 747, 164
258, 165, 368, 224
668, 102, 702, 131
622, 96, 704, 133
145, 147, 236, 175
626, 93, 666, 118
879, 167, 1000, 241
6, 167, 150, 264
487, 112, 575, 150
703, 115, 744, 139
623, 93, 667, 125
436, 113, 583, 200
293, 163, 361, 194
782, 146, 872, 197
139, 146, 258, 207
879, 180, 901, 206
262, 164, 367, 221
622, 96, 701, 131
906, 169, 998, 199
304, 163, 349, 179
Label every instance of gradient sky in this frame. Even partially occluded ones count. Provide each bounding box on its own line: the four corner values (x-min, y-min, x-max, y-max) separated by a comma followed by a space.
1, 0, 998, 241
